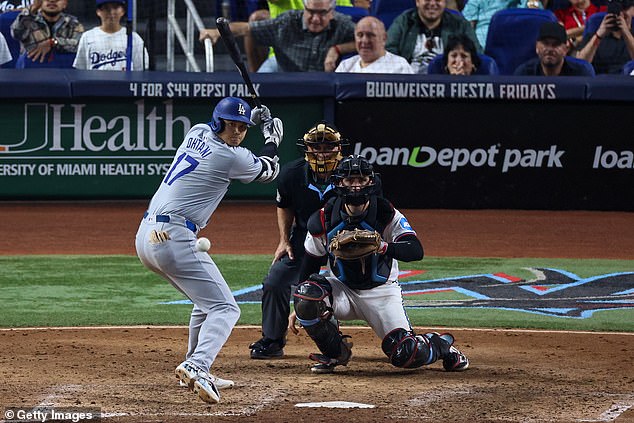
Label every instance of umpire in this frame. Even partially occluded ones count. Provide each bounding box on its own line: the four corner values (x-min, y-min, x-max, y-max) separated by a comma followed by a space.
249, 122, 346, 359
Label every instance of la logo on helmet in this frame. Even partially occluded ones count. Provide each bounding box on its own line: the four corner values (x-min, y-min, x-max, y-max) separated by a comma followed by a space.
237, 103, 246, 116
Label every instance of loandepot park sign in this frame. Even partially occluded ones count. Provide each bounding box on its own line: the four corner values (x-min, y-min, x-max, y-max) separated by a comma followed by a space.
352, 143, 634, 173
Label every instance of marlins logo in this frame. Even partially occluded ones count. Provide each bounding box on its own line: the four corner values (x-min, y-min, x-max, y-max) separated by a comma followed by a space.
237, 103, 246, 116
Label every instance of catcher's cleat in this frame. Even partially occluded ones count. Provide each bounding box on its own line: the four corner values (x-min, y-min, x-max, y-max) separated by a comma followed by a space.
425, 332, 470, 372
178, 375, 234, 390
249, 337, 285, 359
443, 345, 470, 372
175, 361, 220, 404
308, 352, 350, 374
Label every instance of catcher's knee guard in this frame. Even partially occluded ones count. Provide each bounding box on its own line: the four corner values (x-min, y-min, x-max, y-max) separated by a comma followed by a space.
381, 328, 440, 368
293, 274, 332, 322
293, 274, 352, 365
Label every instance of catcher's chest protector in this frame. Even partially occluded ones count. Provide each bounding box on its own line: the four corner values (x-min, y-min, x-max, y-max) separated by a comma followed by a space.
324, 197, 392, 289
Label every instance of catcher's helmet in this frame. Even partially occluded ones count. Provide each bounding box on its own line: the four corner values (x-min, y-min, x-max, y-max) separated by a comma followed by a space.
297, 122, 347, 176
209, 97, 255, 133
332, 155, 378, 206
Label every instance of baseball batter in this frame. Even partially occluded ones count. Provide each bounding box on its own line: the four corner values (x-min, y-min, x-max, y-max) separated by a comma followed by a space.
292, 155, 470, 373
135, 97, 283, 404
73, 0, 148, 71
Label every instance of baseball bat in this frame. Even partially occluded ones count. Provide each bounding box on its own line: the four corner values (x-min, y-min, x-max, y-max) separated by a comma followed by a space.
216, 17, 262, 108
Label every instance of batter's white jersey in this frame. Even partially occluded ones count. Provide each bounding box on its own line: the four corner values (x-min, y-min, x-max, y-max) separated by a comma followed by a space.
73, 27, 148, 70
304, 207, 416, 283
147, 123, 264, 229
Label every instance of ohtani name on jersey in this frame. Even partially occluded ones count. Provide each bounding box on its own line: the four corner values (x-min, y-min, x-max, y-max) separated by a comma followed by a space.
186, 136, 212, 158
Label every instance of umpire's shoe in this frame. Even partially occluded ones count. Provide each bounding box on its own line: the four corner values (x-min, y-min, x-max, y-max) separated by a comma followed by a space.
175, 361, 221, 404
249, 337, 285, 359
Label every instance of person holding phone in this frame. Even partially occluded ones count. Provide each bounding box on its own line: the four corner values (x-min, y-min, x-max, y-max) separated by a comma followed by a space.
576, 0, 634, 73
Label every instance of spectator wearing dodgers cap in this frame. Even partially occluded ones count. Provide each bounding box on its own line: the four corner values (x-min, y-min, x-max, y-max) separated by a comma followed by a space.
73, 0, 148, 70
514, 22, 595, 76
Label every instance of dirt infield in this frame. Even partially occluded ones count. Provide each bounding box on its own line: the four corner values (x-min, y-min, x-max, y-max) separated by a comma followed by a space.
1, 200, 633, 258
1, 202, 633, 422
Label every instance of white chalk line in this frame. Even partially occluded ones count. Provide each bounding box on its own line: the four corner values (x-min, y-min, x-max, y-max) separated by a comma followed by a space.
578, 394, 634, 422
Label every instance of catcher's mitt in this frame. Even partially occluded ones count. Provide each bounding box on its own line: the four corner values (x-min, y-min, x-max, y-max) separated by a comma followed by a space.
328, 229, 383, 261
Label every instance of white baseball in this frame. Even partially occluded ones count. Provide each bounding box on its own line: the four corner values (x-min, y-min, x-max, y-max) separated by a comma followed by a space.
195, 237, 211, 252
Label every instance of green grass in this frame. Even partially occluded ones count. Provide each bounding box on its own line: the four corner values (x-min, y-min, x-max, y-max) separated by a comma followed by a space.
0, 255, 632, 330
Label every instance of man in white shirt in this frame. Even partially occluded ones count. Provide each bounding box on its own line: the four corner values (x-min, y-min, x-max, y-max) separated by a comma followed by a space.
0, 33, 12, 66
335, 16, 413, 73
73, 0, 148, 70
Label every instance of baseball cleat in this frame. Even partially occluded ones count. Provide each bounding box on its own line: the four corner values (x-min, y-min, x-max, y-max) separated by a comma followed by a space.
178, 375, 234, 389
442, 346, 470, 371
308, 350, 351, 374
249, 337, 284, 359
175, 361, 220, 404
310, 362, 337, 374
424, 332, 469, 371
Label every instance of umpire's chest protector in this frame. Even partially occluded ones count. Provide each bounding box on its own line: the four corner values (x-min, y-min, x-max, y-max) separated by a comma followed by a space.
314, 196, 396, 289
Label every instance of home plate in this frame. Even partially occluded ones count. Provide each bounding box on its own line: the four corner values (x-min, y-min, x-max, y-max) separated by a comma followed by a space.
295, 401, 375, 409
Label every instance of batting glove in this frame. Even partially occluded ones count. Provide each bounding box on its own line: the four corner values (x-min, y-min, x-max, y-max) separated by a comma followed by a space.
262, 117, 283, 147
250, 105, 271, 126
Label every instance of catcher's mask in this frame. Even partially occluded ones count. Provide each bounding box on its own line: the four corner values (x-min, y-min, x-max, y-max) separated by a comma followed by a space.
297, 122, 347, 176
332, 155, 377, 207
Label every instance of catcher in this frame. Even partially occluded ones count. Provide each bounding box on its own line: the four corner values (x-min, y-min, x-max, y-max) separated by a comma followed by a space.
292, 155, 470, 374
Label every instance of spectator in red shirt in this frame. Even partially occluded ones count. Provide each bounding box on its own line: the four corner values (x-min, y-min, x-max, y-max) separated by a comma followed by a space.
555, 0, 606, 46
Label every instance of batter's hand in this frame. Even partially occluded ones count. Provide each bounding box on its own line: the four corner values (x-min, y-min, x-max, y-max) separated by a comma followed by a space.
262, 117, 283, 147
250, 105, 271, 125
199, 28, 221, 44
288, 311, 299, 335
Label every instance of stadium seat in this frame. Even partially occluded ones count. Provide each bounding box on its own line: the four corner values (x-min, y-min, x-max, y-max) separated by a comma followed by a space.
0, 10, 20, 68
427, 53, 500, 75
565, 55, 596, 76
335, 6, 370, 23
582, 11, 605, 38
623, 59, 634, 75
371, 0, 415, 29
15, 51, 76, 69
484, 8, 558, 75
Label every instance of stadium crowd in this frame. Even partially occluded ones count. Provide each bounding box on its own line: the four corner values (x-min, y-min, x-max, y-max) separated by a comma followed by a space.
1, 0, 633, 74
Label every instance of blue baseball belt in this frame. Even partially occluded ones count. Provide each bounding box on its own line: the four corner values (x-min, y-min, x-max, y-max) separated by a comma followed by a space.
143, 211, 198, 233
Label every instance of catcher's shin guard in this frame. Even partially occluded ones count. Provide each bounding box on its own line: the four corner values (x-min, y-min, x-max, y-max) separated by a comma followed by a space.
381, 328, 440, 368
293, 275, 352, 366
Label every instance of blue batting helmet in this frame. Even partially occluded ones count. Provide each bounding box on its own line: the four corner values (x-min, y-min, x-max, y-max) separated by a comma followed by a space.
209, 97, 255, 133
